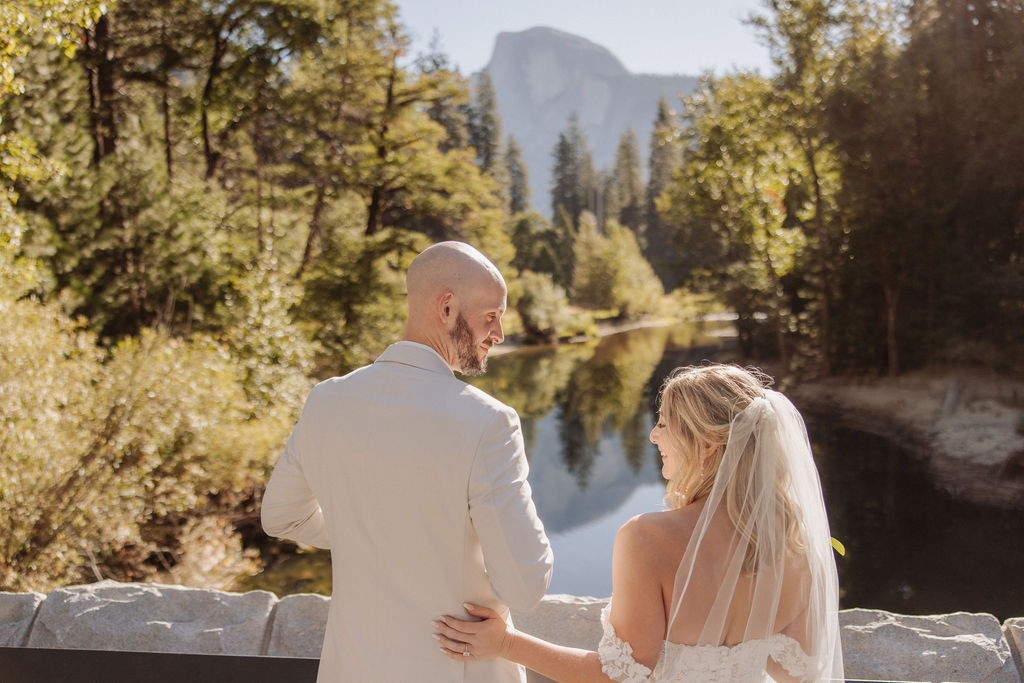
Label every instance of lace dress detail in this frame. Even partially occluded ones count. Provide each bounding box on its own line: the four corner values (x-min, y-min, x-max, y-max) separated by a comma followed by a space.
597, 604, 815, 683
597, 604, 654, 683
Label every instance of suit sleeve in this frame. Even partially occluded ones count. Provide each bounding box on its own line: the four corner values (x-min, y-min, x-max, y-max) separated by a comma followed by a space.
261, 409, 331, 550
468, 406, 553, 610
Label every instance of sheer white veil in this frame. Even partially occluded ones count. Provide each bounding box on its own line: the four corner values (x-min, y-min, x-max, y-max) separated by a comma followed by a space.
660, 383, 843, 682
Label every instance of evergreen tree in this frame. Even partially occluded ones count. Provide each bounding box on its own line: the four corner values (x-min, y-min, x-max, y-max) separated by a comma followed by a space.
611, 128, 644, 235
467, 69, 502, 175
504, 135, 530, 214
600, 168, 619, 233
579, 149, 601, 226
550, 113, 588, 225
415, 31, 470, 152
645, 98, 684, 288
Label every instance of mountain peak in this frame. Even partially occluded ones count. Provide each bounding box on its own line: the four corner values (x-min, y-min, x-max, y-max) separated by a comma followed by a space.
481, 27, 697, 215
489, 26, 628, 83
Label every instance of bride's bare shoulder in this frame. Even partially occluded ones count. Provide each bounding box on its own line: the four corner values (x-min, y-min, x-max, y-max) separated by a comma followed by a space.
617, 505, 701, 550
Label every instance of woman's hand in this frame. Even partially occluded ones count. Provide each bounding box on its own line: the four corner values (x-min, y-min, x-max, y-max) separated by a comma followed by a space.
433, 603, 516, 662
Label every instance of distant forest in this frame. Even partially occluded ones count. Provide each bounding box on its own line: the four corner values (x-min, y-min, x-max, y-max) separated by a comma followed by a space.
1, 0, 1021, 591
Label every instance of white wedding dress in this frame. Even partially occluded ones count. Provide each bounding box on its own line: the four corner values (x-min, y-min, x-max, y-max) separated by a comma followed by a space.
597, 603, 815, 683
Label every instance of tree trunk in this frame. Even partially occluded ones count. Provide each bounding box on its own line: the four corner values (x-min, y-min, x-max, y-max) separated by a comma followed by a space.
162, 82, 173, 180
365, 47, 398, 236
296, 183, 327, 279
884, 283, 900, 378
201, 29, 228, 180
804, 141, 832, 375
82, 15, 118, 167
880, 245, 900, 377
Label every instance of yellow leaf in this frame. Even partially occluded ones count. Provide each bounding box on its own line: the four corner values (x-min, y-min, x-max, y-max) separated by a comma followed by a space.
830, 537, 846, 556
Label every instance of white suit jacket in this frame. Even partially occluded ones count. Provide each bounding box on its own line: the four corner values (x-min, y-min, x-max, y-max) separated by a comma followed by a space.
262, 341, 553, 682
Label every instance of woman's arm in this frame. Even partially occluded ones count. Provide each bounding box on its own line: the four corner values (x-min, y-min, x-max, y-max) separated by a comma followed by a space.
436, 605, 609, 683
606, 515, 667, 668
433, 515, 667, 683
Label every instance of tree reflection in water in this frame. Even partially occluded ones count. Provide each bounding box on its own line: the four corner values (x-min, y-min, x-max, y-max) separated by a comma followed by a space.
243, 322, 1024, 616
474, 326, 674, 488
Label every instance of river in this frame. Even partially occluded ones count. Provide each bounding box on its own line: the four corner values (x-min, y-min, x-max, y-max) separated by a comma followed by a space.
241, 322, 1024, 621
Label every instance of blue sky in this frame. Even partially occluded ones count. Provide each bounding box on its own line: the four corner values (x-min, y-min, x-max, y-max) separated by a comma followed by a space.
391, 0, 774, 77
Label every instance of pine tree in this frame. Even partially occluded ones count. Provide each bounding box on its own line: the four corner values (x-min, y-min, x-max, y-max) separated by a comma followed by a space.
416, 31, 470, 152
505, 135, 531, 214
645, 98, 684, 288
612, 128, 644, 236
550, 117, 583, 223
467, 69, 502, 175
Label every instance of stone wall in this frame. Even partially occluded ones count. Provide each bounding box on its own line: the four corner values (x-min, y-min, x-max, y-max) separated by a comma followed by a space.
2, 580, 1022, 682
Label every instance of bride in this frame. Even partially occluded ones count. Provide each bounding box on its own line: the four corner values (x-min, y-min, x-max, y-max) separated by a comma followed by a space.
434, 364, 844, 682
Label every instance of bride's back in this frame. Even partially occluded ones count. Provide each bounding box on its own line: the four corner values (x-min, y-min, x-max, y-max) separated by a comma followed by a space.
656, 502, 811, 649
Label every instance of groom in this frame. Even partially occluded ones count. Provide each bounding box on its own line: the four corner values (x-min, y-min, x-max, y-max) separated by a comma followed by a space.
261, 241, 553, 682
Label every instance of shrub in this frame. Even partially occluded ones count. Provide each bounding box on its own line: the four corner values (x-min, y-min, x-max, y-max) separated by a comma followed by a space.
515, 270, 572, 342
0, 249, 305, 591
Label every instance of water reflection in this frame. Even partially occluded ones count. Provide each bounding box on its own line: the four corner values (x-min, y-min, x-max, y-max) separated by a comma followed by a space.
243, 322, 1024, 619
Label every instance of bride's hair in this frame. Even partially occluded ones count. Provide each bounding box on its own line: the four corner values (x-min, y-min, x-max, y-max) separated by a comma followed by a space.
657, 364, 803, 572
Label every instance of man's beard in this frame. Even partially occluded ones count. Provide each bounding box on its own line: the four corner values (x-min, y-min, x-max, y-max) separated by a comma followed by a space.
450, 312, 488, 376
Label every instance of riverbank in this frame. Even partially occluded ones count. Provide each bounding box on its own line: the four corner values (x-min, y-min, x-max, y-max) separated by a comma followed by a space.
788, 367, 1024, 509
489, 315, 682, 357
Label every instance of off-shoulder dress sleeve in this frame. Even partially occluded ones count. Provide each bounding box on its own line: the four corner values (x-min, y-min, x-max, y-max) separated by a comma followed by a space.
597, 602, 655, 683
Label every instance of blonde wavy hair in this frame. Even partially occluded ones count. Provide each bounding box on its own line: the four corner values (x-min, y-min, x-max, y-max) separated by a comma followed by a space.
657, 363, 803, 572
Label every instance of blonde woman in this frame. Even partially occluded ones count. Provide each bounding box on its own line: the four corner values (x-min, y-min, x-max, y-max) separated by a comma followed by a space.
434, 364, 843, 682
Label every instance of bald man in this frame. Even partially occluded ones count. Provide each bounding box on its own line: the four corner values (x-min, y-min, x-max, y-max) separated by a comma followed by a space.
262, 241, 553, 683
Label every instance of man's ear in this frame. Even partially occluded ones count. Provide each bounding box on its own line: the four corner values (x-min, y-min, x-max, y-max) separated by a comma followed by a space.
438, 291, 455, 324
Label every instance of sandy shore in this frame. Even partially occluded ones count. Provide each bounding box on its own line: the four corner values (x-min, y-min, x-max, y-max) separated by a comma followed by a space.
788, 368, 1024, 509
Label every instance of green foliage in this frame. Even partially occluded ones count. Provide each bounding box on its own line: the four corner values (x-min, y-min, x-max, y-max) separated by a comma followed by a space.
0, 256, 303, 591
571, 213, 664, 319
0, 0, 107, 236
550, 113, 595, 226
609, 128, 644, 235
504, 135, 531, 214
467, 69, 503, 176
218, 261, 318, 418
645, 98, 685, 289
514, 270, 572, 342
298, 229, 426, 376
660, 70, 821, 362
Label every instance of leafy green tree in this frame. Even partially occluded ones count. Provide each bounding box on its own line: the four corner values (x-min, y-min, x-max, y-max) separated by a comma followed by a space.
749, 0, 845, 372
0, 266, 301, 590
0, 0, 106, 234
826, 0, 1024, 373
661, 73, 809, 362
571, 213, 663, 319
515, 270, 572, 343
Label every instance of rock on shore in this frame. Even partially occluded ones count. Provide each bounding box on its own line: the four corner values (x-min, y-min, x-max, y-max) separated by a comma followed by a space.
788, 368, 1024, 509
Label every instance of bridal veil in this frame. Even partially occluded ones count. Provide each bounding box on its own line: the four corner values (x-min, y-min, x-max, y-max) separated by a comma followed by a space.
660, 376, 844, 682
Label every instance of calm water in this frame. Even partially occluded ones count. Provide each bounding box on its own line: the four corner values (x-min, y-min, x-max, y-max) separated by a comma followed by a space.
244, 323, 1024, 620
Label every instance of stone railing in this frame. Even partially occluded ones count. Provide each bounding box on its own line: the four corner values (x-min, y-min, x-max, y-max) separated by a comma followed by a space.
2, 580, 1022, 682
